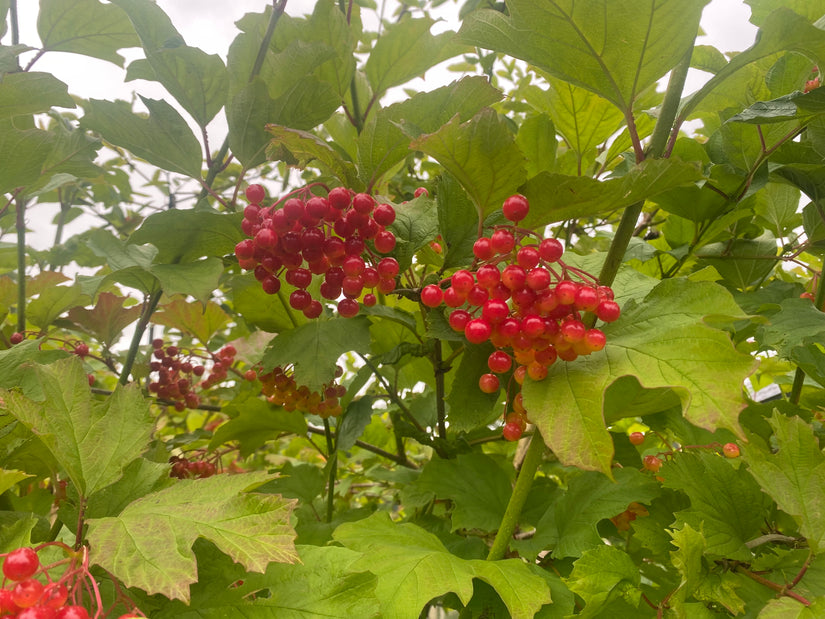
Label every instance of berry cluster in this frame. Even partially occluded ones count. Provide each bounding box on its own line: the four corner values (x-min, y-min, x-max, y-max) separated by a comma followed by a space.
259, 365, 346, 418
235, 184, 400, 319
169, 455, 217, 479
420, 195, 620, 441
148, 340, 237, 411
0, 545, 141, 618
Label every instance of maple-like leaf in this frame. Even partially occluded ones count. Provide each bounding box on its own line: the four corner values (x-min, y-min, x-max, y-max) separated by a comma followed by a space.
86, 471, 298, 602
67, 291, 142, 348
523, 279, 757, 475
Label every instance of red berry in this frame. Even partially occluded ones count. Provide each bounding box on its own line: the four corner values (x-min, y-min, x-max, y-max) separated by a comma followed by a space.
42, 582, 68, 609
414, 187, 428, 198
561, 320, 586, 343
74, 342, 89, 357
362, 293, 377, 307
527, 361, 548, 381
245, 184, 265, 203
488, 351, 512, 373
420, 285, 443, 308
377, 258, 399, 279
443, 286, 465, 307
261, 275, 281, 295
629, 432, 645, 446
244, 369, 257, 381
555, 280, 578, 305
476, 265, 500, 289
3, 547, 39, 581
12, 579, 44, 608
502, 194, 529, 222
473, 237, 494, 260
337, 298, 360, 318
516, 246, 540, 269
9, 332, 24, 345
502, 421, 523, 441
723, 443, 740, 458
448, 309, 471, 331
464, 318, 492, 344
56, 606, 90, 619
501, 265, 526, 290
525, 267, 551, 291
490, 229, 515, 254
306, 196, 329, 219
575, 286, 599, 311
596, 300, 621, 323
303, 300, 324, 318
373, 203, 396, 226
289, 290, 312, 310
374, 230, 396, 253
643, 455, 662, 472
352, 193, 375, 214
451, 270, 475, 294
478, 373, 500, 393
583, 328, 606, 352
538, 238, 563, 262
328, 187, 351, 210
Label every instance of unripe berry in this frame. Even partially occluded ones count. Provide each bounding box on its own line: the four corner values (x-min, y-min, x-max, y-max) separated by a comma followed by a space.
502, 421, 523, 441
629, 431, 645, 446
643, 455, 662, 472
478, 373, 500, 393
723, 443, 740, 458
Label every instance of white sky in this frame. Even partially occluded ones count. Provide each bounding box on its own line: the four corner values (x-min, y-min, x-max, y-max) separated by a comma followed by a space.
9, 0, 758, 249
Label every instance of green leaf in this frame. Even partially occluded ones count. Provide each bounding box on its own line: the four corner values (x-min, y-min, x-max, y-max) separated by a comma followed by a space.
522, 279, 757, 476
516, 114, 558, 178
758, 597, 825, 618
0, 339, 68, 394
84, 458, 170, 519
414, 453, 512, 532
356, 76, 502, 189
445, 342, 501, 432
518, 468, 659, 560
86, 471, 298, 602
209, 399, 307, 457
150, 258, 224, 304
436, 172, 479, 270
753, 182, 802, 236
262, 317, 371, 392
128, 211, 243, 264
86, 228, 158, 293
519, 158, 704, 231
226, 78, 276, 169
743, 412, 825, 552
0, 357, 153, 496
565, 545, 641, 617
257, 462, 326, 505
334, 512, 551, 619
523, 77, 624, 159
0, 125, 54, 194
386, 194, 439, 271
265, 124, 361, 189
682, 9, 825, 122
757, 297, 825, 359
26, 283, 87, 329
460, 0, 709, 112
0, 72, 75, 119
230, 273, 306, 333
0, 469, 32, 495
696, 236, 778, 290
365, 17, 462, 99
80, 97, 202, 178
337, 396, 376, 452
38, 0, 140, 66
669, 524, 708, 606
412, 108, 526, 219
728, 88, 825, 125
662, 450, 771, 559
66, 291, 141, 348
152, 298, 229, 346
745, 0, 825, 26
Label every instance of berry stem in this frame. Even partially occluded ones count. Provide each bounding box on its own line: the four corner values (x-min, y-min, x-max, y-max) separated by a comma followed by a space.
119, 289, 162, 385
486, 433, 545, 561
15, 195, 26, 333
323, 418, 337, 523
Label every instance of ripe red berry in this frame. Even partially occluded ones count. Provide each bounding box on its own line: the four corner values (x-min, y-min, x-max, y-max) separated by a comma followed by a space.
555, 280, 578, 305
373, 203, 396, 226
501, 265, 526, 290
414, 187, 428, 198
490, 229, 515, 254
502, 421, 523, 441
352, 193, 375, 214
448, 309, 471, 331
476, 265, 500, 289
303, 300, 324, 318
74, 342, 89, 357
596, 300, 621, 323
245, 184, 265, 203
420, 284, 443, 308
538, 238, 563, 262
723, 443, 740, 458
12, 579, 44, 608
473, 237, 494, 260
42, 582, 68, 608
56, 606, 91, 619
464, 318, 492, 344
373, 230, 396, 253
574, 286, 599, 312
516, 246, 540, 269
3, 547, 39, 581
451, 270, 475, 294
376, 257, 399, 279
583, 328, 606, 352
289, 290, 312, 310
244, 369, 257, 382
502, 194, 529, 222
478, 373, 500, 393
525, 267, 551, 291
488, 351, 512, 373
337, 298, 360, 318
629, 432, 645, 446
561, 320, 586, 343
9, 332, 23, 345
328, 187, 350, 210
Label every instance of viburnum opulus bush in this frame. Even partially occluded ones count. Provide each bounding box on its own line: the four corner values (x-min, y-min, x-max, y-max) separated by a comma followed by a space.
2, 0, 825, 616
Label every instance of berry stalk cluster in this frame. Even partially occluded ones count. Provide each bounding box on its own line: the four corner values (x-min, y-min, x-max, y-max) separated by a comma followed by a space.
420, 195, 621, 441
0, 545, 141, 618
235, 184, 400, 319
259, 365, 346, 418
147, 340, 237, 411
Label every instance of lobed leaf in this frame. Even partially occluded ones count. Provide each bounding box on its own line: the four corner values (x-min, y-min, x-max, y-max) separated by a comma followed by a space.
0, 72, 75, 120
86, 471, 298, 602
523, 279, 757, 476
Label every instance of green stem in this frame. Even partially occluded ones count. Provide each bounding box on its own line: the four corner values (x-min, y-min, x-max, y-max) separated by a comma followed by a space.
433, 340, 447, 439
195, 0, 286, 209
15, 196, 26, 333
487, 434, 545, 561
118, 289, 162, 385
790, 270, 825, 404
323, 418, 337, 523
10, 0, 19, 46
